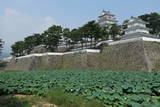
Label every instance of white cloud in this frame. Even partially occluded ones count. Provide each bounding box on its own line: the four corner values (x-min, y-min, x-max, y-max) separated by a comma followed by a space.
4, 8, 20, 16
0, 8, 55, 52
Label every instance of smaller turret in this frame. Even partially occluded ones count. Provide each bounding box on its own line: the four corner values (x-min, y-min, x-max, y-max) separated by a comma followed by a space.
123, 17, 156, 39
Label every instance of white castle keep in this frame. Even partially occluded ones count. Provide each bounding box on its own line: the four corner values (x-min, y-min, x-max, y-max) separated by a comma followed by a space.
98, 10, 117, 27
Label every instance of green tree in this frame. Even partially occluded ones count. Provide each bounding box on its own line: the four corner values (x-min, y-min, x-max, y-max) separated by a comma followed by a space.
93, 23, 108, 43
139, 12, 160, 37
32, 33, 44, 45
78, 27, 86, 49
109, 24, 121, 40
121, 20, 129, 35
0, 39, 4, 55
82, 21, 95, 46
69, 21, 110, 48
69, 28, 86, 49
11, 41, 26, 57
24, 34, 44, 54
81, 21, 107, 47
99, 27, 110, 40
43, 25, 63, 51
70, 29, 82, 44
62, 28, 71, 46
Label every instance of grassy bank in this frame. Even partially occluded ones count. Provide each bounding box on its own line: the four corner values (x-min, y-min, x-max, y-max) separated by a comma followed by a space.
0, 89, 105, 107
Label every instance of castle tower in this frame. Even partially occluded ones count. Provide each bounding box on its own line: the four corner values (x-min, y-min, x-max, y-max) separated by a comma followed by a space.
123, 17, 155, 39
98, 10, 118, 40
98, 10, 117, 27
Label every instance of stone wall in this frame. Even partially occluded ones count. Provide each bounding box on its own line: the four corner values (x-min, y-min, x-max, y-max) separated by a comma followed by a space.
62, 52, 100, 70
99, 41, 160, 72
5, 41, 160, 72
6, 55, 64, 71
5, 51, 100, 71
143, 42, 160, 71
100, 41, 148, 71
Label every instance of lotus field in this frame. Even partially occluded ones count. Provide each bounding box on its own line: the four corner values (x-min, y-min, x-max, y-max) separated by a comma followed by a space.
1, 70, 160, 106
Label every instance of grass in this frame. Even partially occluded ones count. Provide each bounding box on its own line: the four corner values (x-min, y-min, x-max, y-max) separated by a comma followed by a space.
0, 88, 106, 107
0, 95, 31, 107
45, 88, 106, 107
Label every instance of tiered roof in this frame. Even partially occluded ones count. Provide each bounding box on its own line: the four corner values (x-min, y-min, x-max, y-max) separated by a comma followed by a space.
98, 10, 118, 25
123, 17, 155, 39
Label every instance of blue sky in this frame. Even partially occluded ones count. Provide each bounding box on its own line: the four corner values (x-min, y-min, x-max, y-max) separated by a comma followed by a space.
0, 0, 160, 54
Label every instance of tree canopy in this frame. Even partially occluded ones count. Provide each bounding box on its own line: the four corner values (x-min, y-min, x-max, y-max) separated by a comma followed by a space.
24, 34, 44, 54
139, 12, 160, 37
11, 20, 121, 57
11, 41, 26, 57
43, 25, 63, 51
0, 39, 4, 55
11, 21, 121, 57
109, 24, 121, 40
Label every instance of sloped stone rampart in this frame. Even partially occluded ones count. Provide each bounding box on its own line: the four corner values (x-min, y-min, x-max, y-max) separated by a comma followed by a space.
100, 41, 148, 71
6, 50, 100, 71
5, 41, 160, 72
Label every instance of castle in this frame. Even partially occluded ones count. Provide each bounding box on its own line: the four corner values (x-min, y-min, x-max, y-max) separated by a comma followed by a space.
98, 10, 117, 27
4, 11, 160, 72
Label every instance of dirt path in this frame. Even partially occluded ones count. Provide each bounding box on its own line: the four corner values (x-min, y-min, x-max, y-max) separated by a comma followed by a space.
32, 102, 57, 107
15, 95, 57, 107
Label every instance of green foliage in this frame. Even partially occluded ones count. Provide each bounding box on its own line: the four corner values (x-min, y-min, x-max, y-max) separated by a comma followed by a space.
139, 12, 160, 36
11, 25, 71, 56
46, 88, 69, 105
62, 28, 71, 45
1, 71, 160, 106
81, 21, 108, 43
11, 34, 45, 57
11, 41, 26, 57
82, 21, 99, 42
69, 21, 109, 49
43, 25, 63, 51
109, 24, 121, 40
0, 39, 4, 55
0, 61, 8, 68
24, 34, 44, 54
10, 21, 112, 56
70, 29, 82, 44
45, 88, 105, 107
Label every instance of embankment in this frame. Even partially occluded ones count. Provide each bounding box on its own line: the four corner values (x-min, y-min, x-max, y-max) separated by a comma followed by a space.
5, 41, 160, 72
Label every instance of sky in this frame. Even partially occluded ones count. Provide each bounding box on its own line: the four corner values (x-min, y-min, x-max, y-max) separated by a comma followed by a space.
0, 0, 160, 55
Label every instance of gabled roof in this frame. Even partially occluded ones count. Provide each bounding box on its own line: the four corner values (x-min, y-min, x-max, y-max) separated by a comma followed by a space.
98, 10, 115, 18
